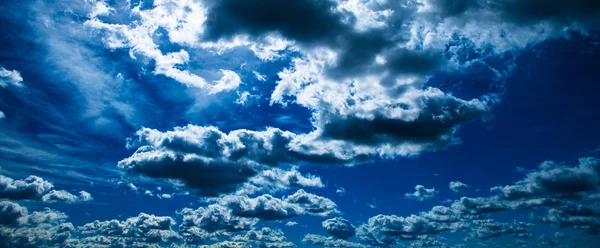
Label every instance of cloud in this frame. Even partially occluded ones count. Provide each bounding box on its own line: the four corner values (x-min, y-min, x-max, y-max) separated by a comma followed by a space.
285, 221, 298, 227
322, 217, 356, 240
449, 181, 469, 194
217, 194, 304, 221
284, 189, 340, 217
466, 219, 532, 240
118, 124, 347, 196
201, 0, 348, 44
231, 227, 296, 248
405, 185, 439, 201
0, 175, 92, 204
0, 67, 24, 88
78, 212, 181, 246
336, 187, 346, 196
490, 157, 600, 200
0, 201, 74, 247
303, 233, 367, 248
238, 167, 324, 195
85, 0, 244, 93
179, 204, 256, 241
41, 190, 93, 203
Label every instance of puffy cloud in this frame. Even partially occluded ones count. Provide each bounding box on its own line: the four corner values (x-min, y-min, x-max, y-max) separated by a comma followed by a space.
303, 233, 367, 248
0, 175, 92, 204
322, 217, 356, 240
119, 125, 345, 196
217, 194, 304, 220
449, 181, 469, 194
118, 125, 296, 196
534, 203, 600, 235
231, 227, 296, 248
178, 204, 256, 243
490, 157, 600, 200
78, 212, 181, 246
0, 201, 27, 226
284, 189, 340, 217
41, 190, 93, 203
357, 213, 468, 245
0, 175, 53, 201
406, 185, 439, 201
239, 167, 324, 195
285, 221, 298, 227
0, 67, 23, 88
0, 201, 74, 247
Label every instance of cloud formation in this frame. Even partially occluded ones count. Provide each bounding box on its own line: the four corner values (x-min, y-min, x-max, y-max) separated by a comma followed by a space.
0, 175, 92, 204
405, 185, 439, 201
449, 181, 469, 194
322, 217, 356, 240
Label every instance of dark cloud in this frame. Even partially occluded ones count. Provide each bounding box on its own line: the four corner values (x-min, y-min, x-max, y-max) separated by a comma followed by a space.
490, 157, 600, 200
488, 0, 600, 27
0, 201, 27, 226
202, 0, 349, 43
322, 217, 356, 240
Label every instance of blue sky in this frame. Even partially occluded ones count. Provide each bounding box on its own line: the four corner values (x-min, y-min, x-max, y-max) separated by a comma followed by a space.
1, 0, 600, 247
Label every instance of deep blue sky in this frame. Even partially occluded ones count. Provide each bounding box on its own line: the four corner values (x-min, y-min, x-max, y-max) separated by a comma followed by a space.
1, 1, 600, 247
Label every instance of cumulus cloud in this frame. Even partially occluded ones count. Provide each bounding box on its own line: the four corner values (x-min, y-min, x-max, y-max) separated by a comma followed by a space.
0, 201, 74, 247
178, 204, 256, 244
78, 212, 181, 246
0, 175, 92, 204
449, 181, 469, 194
405, 185, 439, 201
490, 157, 600, 200
217, 194, 304, 221
322, 217, 356, 240
238, 167, 324, 195
466, 219, 532, 240
303, 233, 367, 248
231, 227, 296, 248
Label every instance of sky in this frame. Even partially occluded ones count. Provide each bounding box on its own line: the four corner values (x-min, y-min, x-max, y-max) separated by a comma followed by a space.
1, 0, 600, 247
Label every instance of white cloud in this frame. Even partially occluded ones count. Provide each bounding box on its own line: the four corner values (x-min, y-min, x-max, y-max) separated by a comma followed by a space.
405, 185, 438, 201
0, 67, 24, 88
